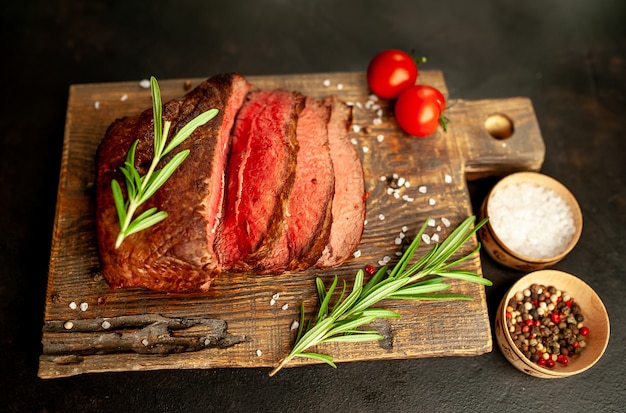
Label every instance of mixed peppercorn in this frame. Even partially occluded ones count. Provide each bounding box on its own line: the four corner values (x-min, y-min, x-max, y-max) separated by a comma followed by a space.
506, 284, 588, 368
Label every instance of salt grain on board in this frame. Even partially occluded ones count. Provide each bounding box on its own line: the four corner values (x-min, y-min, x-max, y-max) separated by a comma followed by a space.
68, 302, 77, 310
353, 249, 362, 258
120, 94, 128, 102
139, 79, 150, 89
290, 320, 300, 330
79, 302, 88, 312
256, 349, 263, 357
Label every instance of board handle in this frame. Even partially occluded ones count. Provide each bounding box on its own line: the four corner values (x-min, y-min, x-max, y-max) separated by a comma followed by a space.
448, 97, 545, 180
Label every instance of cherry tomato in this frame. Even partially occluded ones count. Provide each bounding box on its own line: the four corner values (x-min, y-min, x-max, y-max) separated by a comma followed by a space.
394, 85, 447, 137
367, 49, 418, 99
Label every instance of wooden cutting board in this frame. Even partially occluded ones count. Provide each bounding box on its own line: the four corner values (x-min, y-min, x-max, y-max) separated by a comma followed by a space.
39, 71, 544, 378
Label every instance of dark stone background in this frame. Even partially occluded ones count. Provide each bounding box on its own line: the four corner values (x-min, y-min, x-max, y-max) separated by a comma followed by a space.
1, 1, 624, 411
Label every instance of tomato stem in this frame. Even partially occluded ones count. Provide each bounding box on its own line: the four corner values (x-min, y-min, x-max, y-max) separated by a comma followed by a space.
439, 113, 449, 132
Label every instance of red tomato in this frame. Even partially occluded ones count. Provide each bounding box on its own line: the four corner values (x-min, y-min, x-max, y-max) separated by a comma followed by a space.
394, 85, 447, 137
367, 49, 418, 99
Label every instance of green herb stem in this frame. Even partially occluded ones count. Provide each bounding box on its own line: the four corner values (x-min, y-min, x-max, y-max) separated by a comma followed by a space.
269, 215, 490, 376
112, 76, 218, 248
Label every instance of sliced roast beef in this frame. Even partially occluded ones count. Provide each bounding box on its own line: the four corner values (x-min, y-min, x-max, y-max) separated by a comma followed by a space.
96, 73, 251, 292
256, 97, 335, 273
214, 89, 304, 271
316, 95, 366, 268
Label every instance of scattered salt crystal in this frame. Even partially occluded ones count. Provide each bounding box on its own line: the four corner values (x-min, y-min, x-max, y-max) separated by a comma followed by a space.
401, 226, 408, 232
323, 79, 331, 87
428, 198, 436, 206
141, 339, 149, 346
392, 173, 399, 179
352, 124, 361, 133
376, 134, 384, 143
362, 146, 369, 153
396, 251, 403, 256
372, 118, 382, 125
402, 195, 414, 202
281, 303, 289, 310
418, 186, 427, 194
378, 214, 385, 221
369, 94, 379, 102
120, 94, 128, 102
79, 302, 88, 312
337, 83, 344, 90
397, 177, 406, 187
398, 232, 405, 239
404, 181, 411, 188
393, 191, 400, 199
102, 320, 111, 329
488, 182, 576, 259
350, 138, 358, 145
436, 225, 442, 231
273, 293, 280, 300
445, 174, 452, 183
376, 109, 383, 117
64, 321, 74, 330
353, 249, 362, 258
378, 260, 386, 266
346, 101, 355, 106
395, 237, 403, 245
380, 175, 387, 181
270, 298, 276, 306
256, 349, 263, 357
428, 218, 436, 227
94, 101, 100, 110
421, 234, 431, 244
356, 102, 363, 109
364, 220, 368, 226
68, 302, 77, 310
382, 256, 391, 263
139, 79, 150, 89
431, 233, 440, 243
290, 320, 300, 330
441, 217, 451, 227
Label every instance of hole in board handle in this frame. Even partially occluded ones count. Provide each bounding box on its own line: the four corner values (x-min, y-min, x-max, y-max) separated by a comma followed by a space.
485, 113, 514, 140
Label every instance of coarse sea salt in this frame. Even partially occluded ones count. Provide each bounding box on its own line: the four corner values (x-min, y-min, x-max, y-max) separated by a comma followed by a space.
488, 182, 576, 259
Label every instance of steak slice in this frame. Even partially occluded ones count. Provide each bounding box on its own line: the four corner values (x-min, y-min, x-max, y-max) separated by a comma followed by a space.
96, 73, 251, 292
316, 95, 366, 268
256, 97, 335, 273
214, 89, 304, 271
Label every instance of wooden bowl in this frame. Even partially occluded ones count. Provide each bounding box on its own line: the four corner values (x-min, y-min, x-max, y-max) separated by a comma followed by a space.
478, 172, 583, 271
495, 270, 610, 378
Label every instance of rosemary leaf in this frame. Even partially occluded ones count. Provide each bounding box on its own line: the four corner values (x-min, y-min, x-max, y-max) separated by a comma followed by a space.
112, 76, 218, 248
268, 215, 491, 377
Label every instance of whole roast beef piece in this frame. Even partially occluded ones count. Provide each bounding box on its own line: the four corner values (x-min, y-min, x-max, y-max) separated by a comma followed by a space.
214, 89, 304, 271
256, 96, 335, 273
316, 95, 366, 268
96, 73, 251, 292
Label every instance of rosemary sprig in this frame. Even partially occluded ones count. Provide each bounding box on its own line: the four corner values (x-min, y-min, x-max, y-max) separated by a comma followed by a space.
269, 215, 491, 376
112, 77, 219, 248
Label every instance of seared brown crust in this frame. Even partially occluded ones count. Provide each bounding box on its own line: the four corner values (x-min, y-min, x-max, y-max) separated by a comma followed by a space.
95, 73, 251, 292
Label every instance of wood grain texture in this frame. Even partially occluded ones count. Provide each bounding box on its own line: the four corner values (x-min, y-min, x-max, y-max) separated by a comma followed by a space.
39, 71, 544, 378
